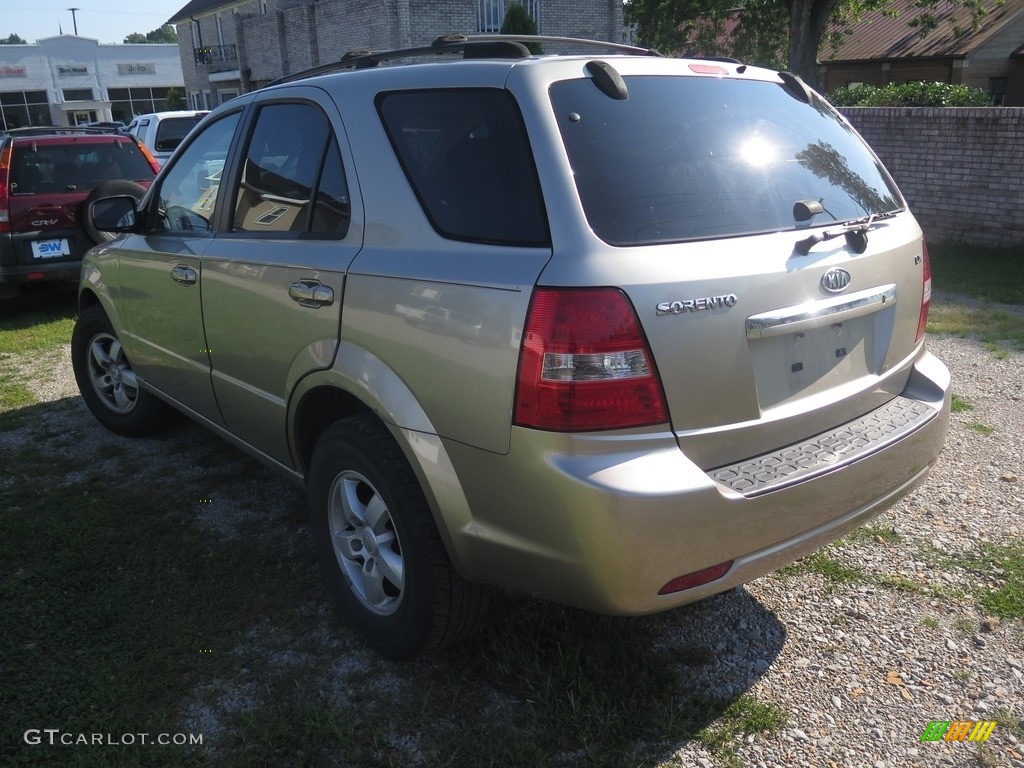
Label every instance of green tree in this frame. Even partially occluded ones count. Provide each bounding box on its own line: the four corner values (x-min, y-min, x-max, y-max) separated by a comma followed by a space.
500, 2, 542, 54
164, 87, 186, 110
625, 0, 993, 88
123, 25, 178, 45
1, 33, 28, 44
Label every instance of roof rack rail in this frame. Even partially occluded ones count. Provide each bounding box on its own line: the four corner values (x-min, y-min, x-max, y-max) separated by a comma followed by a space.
1, 125, 121, 137
269, 33, 663, 86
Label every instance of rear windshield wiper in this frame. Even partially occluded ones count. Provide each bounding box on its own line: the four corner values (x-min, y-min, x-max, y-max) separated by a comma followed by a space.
794, 212, 894, 256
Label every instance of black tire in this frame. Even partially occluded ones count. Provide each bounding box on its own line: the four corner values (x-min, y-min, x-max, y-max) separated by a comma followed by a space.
83, 180, 146, 244
71, 303, 176, 437
308, 415, 485, 658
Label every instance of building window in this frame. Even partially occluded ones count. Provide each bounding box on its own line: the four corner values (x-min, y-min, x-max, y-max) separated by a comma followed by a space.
261, 0, 268, 13
479, 0, 503, 33
108, 87, 174, 122
988, 77, 1007, 106
478, 1, 540, 34
191, 21, 199, 49
0, 90, 49, 129
63, 88, 94, 101
523, 0, 540, 30
216, 14, 224, 46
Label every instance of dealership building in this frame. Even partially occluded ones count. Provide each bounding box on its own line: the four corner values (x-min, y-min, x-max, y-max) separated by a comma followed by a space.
0, 35, 184, 129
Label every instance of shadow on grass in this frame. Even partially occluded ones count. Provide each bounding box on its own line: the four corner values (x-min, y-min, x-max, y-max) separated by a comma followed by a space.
2, 396, 787, 768
0, 284, 77, 326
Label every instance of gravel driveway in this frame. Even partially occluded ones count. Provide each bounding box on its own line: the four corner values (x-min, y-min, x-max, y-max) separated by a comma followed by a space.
5, 329, 1022, 767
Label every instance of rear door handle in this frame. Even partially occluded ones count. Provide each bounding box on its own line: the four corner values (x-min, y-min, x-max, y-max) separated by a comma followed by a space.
289, 279, 334, 308
170, 264, 197, 286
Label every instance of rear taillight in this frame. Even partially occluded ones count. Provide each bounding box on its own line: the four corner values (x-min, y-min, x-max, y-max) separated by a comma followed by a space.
915, 241, 932, 344
513, 288, 668, 432
0, 143, 11, 233
128, 138, 161, 175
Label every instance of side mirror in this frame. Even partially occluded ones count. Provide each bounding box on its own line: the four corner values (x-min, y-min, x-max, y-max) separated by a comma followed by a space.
89, 196, 138, 233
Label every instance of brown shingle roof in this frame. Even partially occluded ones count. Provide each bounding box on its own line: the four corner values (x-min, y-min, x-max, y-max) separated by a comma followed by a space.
824, 0, 1024, 62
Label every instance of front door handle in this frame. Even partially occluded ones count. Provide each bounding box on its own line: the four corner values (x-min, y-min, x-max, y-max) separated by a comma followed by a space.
170, 264, 197, 286
289, 279, 334, 308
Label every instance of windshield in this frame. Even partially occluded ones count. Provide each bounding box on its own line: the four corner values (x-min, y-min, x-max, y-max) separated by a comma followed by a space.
549, 76, 902, 246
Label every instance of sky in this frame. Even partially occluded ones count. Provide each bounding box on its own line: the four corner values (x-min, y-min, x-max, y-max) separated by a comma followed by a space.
3, 1, 187, 45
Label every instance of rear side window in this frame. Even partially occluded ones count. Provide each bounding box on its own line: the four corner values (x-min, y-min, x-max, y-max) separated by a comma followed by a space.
550, 76, 902, 246
232, 102, 351, 237
378, 89, 548, 246
10, 139, 155, 194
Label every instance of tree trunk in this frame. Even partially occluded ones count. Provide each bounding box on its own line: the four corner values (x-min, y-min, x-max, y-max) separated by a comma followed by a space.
787, 0, 839, 89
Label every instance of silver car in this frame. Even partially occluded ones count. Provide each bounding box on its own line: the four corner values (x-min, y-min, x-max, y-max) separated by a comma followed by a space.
72, 35, 950, 658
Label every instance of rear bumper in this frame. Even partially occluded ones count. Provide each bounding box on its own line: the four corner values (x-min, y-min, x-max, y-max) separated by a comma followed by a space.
0, 260, 82, 285
0, 232, 85, 285
439, 349, 950, 614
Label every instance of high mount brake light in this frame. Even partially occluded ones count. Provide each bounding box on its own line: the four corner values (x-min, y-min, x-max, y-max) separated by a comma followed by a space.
513, 288, 669, 432
915, 241, 932, 344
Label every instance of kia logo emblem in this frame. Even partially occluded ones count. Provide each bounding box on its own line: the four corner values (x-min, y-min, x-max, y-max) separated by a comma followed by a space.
821, 268, 851, 294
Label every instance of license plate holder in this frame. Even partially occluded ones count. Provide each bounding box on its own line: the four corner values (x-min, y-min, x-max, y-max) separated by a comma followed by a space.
31, 239, 71, 259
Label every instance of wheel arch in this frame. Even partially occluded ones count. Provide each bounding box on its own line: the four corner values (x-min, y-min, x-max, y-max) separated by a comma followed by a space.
77, 244, 124, 332
289, 341, 477, 576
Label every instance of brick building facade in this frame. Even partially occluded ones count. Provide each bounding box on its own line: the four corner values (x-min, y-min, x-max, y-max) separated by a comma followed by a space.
168, 0, 624, 110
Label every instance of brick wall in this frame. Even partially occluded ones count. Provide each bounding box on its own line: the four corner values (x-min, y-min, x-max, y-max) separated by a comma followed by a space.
841, 107, 1024, 247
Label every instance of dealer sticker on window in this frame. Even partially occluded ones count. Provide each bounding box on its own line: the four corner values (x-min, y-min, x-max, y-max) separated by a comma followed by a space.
31, 239, 71, 259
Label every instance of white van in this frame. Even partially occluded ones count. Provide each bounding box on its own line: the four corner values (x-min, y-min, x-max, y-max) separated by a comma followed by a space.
125, 111, 209, 167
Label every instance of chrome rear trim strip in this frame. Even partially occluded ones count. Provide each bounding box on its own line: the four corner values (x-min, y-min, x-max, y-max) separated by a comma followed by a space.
746, 284, 897, 340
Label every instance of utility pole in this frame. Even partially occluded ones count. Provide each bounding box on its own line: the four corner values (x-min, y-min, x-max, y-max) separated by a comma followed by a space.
67, 7, 79, 35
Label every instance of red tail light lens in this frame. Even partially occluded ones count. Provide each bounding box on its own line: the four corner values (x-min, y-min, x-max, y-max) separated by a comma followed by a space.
513, 288, 669, 431
915, 241, 932, 344
0, 143, 12, 234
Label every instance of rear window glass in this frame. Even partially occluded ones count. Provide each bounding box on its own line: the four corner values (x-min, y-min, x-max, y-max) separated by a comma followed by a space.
377, 89, 548, 246
549, 76, 902, 246
10, 140, 155, 194
155, 116, 205, 152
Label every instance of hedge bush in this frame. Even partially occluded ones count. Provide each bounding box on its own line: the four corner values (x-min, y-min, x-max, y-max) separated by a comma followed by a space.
827, 82, 991, 107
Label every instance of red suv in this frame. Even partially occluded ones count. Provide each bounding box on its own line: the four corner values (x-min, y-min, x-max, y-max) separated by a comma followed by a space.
0, 127, 159, 311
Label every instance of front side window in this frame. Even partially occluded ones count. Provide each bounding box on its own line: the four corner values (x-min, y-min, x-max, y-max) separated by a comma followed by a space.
232, 102, 350, 237
550, 76, 903, 246
153, 112, 239, 233
378, 89, 548, 246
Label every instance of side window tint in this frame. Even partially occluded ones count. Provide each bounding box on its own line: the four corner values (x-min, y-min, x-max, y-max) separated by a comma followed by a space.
378, 89, 548, 246
233, 102, 348, 237
154, 112, 238, 233
311, 138, 351, 235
